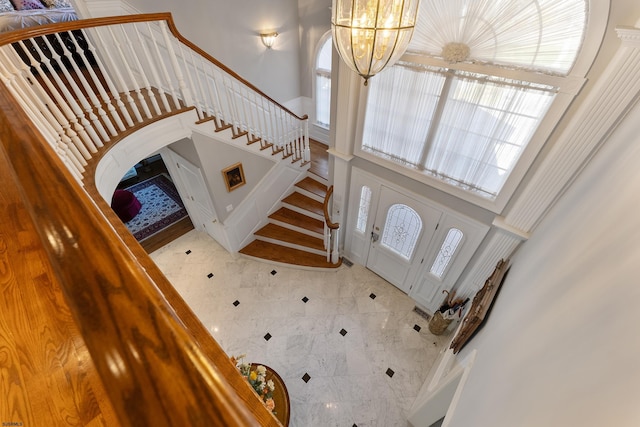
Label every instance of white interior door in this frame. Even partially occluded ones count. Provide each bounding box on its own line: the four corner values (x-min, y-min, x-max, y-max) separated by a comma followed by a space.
162, 149, 227, 247
366, 186, 442, 294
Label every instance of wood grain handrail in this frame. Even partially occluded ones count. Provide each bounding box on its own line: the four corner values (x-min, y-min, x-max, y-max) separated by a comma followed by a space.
0, 13, 308, 122
323, 185, 340, 230
0, 83, 280, 425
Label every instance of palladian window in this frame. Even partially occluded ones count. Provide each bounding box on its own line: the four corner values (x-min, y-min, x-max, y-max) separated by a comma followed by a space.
360, 0, 587, 201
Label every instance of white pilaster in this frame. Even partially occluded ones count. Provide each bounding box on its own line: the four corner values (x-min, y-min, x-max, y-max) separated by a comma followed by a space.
506, 25, 640, 232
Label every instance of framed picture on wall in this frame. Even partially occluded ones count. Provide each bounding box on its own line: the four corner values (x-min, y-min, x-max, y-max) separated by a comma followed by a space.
222, 162, 246, 192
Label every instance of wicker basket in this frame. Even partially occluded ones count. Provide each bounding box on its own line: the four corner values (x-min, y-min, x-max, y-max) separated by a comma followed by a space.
428, 311, 453, 335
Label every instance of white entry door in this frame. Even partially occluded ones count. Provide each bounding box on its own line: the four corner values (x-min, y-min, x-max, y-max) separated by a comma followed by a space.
366, 186, 442, 294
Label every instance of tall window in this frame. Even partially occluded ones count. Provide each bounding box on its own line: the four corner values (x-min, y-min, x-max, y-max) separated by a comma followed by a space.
315, 33, 332, 128
356, 186, 372, 233
430, 228, 464, 279
360, 0, 586, 201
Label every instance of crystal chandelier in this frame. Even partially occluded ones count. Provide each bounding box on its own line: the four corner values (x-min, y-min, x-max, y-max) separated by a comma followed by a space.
331, 0, 420, 85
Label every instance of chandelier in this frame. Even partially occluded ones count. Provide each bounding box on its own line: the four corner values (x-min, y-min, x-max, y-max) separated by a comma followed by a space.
331, 0, 420, 85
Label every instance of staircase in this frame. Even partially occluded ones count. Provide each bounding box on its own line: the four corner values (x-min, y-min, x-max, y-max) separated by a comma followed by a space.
239, 174, 341, 269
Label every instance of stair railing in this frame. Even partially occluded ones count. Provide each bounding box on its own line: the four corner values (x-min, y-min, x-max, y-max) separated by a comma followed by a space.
323, 185, 340, 264
0, 13, 310, 185
0, 14, 296, 426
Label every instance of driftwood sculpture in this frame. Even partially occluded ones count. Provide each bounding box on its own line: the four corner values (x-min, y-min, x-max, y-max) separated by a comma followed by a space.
450, 258, 510, 354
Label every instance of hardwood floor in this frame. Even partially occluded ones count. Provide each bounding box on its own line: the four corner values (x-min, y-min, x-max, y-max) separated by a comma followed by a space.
0, 143, 119, 425
140, 216, 194, 253
309, 138, 329, 180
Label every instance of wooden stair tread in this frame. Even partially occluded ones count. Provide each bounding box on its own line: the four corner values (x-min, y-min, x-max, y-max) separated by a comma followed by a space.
295, 176, 327, 198
269, 207, 324, 234
240, 241, 340, 268
282, 192, 324, 216
255, 223, 325, 251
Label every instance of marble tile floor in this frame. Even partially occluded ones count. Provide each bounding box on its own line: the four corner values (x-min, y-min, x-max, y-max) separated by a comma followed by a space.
150, 230, 451, 427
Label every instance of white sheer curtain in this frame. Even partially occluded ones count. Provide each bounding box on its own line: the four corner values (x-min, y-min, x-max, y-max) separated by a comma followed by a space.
409, 0, 586, 74
424, 73, 556, 197
362, 64, 445, 167
363, 66, 556, 198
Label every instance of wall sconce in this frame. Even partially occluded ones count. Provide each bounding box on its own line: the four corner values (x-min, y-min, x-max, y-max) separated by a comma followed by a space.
260, 31, 278, 49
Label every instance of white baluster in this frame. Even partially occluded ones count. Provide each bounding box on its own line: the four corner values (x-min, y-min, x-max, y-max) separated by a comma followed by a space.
92, 26, 141, 122
177, 43, 202, 119
108, 26, 150, 120
123, 24, 161, 116
135, 23, 171, 114
303, 120, 310, 162
159, 21, 192, 106
145, 22, 180, 110
0, 46, 86, 170
0, 56, 82, 178
188, 50, 209, 117
51, 32, 109, 145
80, 28, 130, 130
38, 35, 103, 149
207, 61, 227, 126
18, 39, 95, 158
332, 229, 340, 264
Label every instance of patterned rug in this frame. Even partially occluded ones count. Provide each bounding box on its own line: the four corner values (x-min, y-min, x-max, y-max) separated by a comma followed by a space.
123, 174, 188, 241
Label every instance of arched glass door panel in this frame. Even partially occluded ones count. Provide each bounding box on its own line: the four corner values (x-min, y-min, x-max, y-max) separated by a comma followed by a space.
380, 203, 423, 260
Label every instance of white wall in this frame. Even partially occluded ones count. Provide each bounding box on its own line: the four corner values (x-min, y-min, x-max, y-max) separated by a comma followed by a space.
444, 100, 640, 426
120, 0, 302, 103
172, 133, 276, 223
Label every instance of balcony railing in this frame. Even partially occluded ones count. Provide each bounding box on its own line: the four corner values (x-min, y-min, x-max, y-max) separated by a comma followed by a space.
0, 13, 309, 184
0, 13, 302, 426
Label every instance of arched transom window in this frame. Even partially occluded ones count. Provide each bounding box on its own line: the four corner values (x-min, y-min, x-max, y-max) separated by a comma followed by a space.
361, 0, 587, 202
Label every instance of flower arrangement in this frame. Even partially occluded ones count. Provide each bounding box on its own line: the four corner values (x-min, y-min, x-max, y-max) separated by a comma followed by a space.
232, 354, 276, 413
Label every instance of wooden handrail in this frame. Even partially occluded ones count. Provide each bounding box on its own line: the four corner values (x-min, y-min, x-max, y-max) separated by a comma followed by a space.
0, 13, 308, 122
0, 79, 280, 425
323, 185, 340, 230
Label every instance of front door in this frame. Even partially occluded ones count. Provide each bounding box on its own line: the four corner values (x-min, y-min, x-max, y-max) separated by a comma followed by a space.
366, 186, 442, 294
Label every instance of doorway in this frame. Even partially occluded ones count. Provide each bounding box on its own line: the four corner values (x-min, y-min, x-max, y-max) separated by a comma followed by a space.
365, 185, 442, 294
114, 154, 194, 252
344, 168, 490, 311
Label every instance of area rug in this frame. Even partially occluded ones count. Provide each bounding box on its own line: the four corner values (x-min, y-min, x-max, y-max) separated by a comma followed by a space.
123, 173, 188, 241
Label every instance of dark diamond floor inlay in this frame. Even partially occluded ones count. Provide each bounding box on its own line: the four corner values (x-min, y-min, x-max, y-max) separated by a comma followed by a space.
302, 296, 309, 303
340, 328, 347, 336
185, 250, 191, 254
369, 293, 377, 300
386, 368, 395, 378
207, 273, 214, 278
264, 333, 272, 341
233, 300, 240, 307
302, 373, 311, 383
413, 324, 421, 332
271, 270, 277, 275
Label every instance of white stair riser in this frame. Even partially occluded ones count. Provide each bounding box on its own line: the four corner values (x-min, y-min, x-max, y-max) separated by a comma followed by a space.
269, 219, 324, 239
255, 236, 326, 256
281, 202, 324, 222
